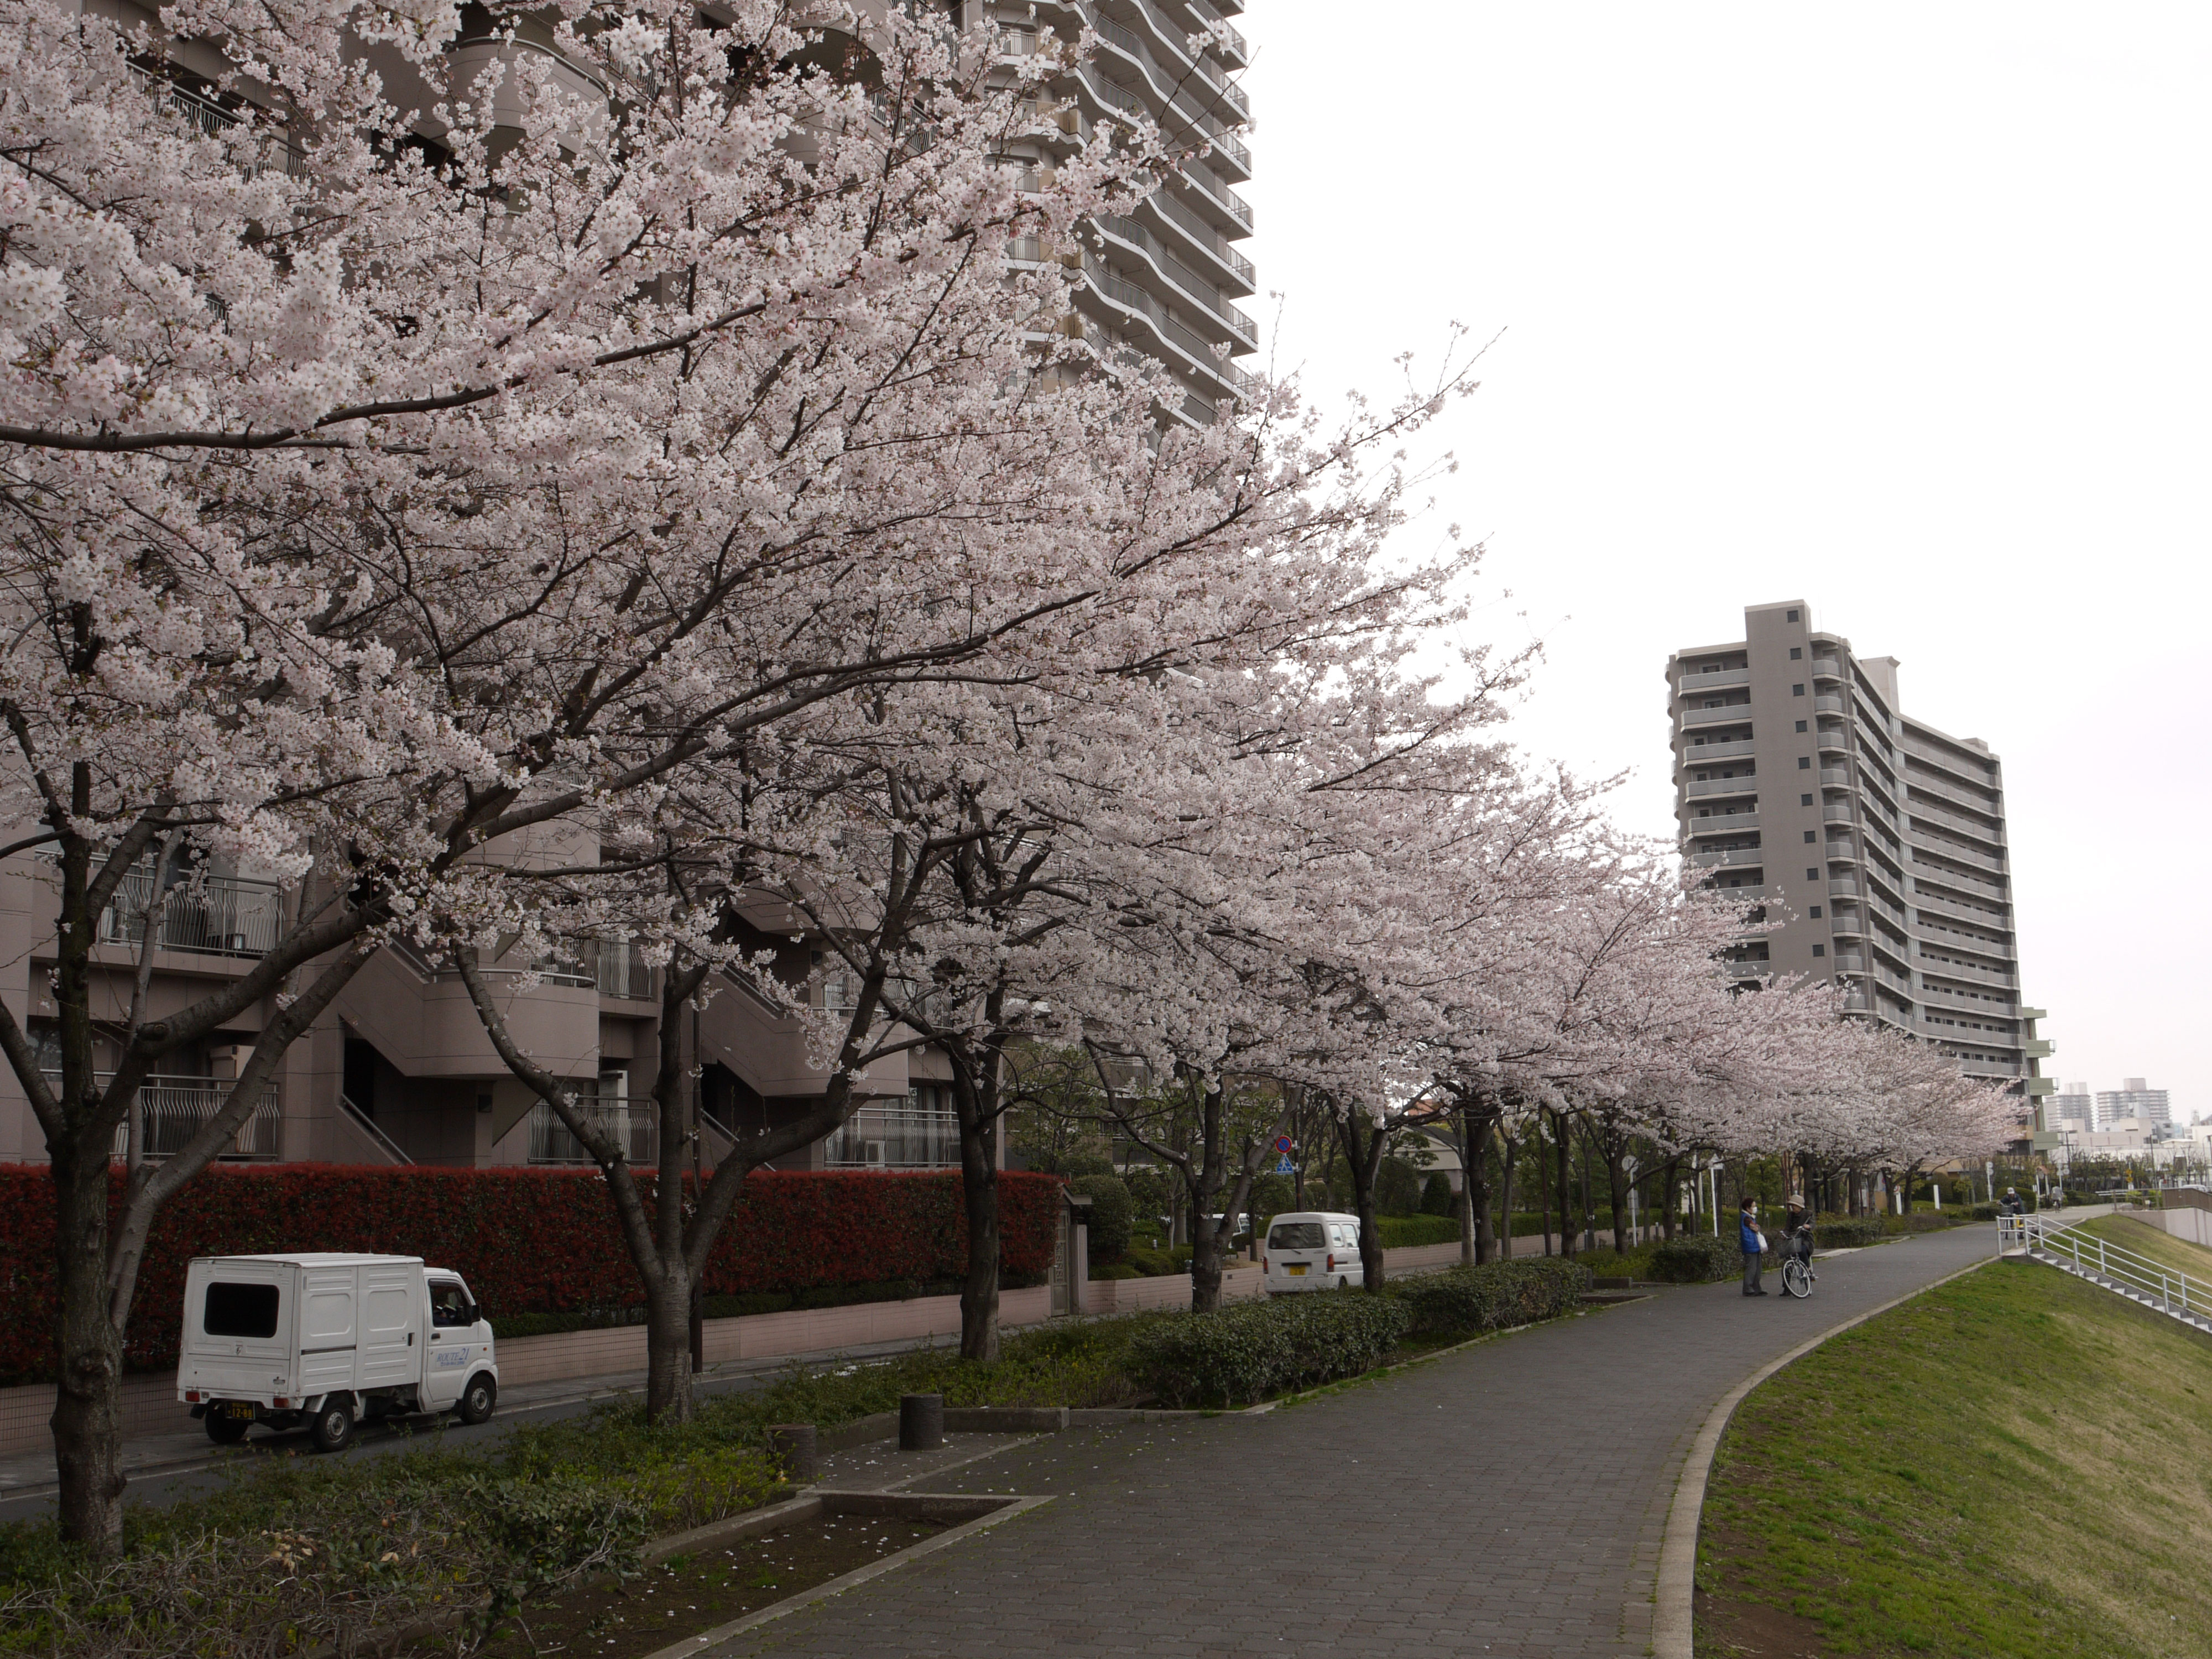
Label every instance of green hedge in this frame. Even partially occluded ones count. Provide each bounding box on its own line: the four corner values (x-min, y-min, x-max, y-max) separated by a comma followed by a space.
1126, 1293, 1410, 1407
1374, 1214, 1460, 1249
1813, 1218, 1886, 1249
1388, 1259, 1590, 1339
1649, 1234, 1739, 1283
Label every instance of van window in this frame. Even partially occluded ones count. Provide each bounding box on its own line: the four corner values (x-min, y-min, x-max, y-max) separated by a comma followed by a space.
429, 1280, 471, 1327
204, 1281, 279, 1339
1268, 1222, 1326, 1250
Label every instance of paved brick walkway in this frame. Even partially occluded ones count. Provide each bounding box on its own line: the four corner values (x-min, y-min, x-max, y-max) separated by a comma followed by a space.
709, 1225, 1996, 1659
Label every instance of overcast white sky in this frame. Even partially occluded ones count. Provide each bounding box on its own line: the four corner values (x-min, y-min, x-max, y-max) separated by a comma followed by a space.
1236, 3, 2210, 1117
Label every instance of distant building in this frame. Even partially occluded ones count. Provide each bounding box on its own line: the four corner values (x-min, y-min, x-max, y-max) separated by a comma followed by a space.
2096, 1078, 2170, 1131
2048, 1082, 2093, 1130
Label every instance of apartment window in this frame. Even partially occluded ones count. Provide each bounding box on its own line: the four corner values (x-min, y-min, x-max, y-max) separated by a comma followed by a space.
1812, 943, 1826, 957
1803, 830, 1816, 843
1799, 793, 1813, 806
1798, 757, 1811, 769
1790, 646, 1803, 660
1787, 608, 1801, 622
1807, 868, 1820, 880
1795, 720, 1808, 733
1792, 684, 1806, 697
1810, 905, 1823, 919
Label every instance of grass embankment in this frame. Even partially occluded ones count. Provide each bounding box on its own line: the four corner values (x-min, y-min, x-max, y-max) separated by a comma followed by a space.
1698, 1256, 2212, 1658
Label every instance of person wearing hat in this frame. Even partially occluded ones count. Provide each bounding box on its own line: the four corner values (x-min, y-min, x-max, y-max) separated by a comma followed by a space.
2001, 1186, 2025, 1217
1739, 1194, 1767, 1296
1785, 1190, 1813, 1274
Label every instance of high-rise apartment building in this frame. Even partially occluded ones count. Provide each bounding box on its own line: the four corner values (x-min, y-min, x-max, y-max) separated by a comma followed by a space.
999, 0, 1259, 426
2096, 1078, 2171, 1131
1666, 601, 2053, 1141
2048, 1082, 2094, 1131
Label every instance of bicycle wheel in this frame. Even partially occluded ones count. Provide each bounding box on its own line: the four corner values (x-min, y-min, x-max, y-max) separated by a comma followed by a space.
1781, 1257, 1812, 1298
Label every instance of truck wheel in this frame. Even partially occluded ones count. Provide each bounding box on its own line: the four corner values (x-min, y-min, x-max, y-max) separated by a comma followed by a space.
309, 1397, 355, 1453
456, 1374, 497, 1427
205, 1412, 249, 1446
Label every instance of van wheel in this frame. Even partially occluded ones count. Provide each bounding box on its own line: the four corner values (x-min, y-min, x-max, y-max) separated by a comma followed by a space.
456, 1374, 497, 1427
309, 1397, 355, 1453
1338, 1277, 1349, 1290
205, 1412, 249, 1446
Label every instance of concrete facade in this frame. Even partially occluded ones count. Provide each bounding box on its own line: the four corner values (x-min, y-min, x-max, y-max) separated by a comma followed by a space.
2096, 1078, 2171, 1130
1667, 601, 2051, 1146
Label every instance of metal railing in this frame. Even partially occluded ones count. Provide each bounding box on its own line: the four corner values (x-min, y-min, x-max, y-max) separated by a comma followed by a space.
1093, 212, 1256, 339
596, 941, 651, 999
1147, 186, 1255, 283
98, 861, 285, 958
2000, 1215, 2212, 1332
66, 1073, 283, 1160
338, 1092, 412, 1165
528, 1097, 656, 1165
826, 1104, 962, 1168
129, 64, 303, 175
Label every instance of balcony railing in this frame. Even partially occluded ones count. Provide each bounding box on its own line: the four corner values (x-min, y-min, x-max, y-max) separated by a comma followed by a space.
1677, 666, 1750, 692
1686, 812, 1759, 837
826, 1104, 962, 1168
1811, 658, 1843, 679
1817, 726, 1850, 749
596, 941, 651, 1000
1681, 737, 1755, 761
1820, 767, 1850, 786
1146, 186, 1256, 284
1093, 212, 1257, 340
129, 64, 305, 175
1814, 695, 1846, 714
98, 862, 285, 958
1686, 775, 1757, 799
1082, 257, 1253, 397
528, 1098, 656, 1165
53, 1073, 283, 1161
1690, 847, 1764, 868
1680, 703, 1751, 727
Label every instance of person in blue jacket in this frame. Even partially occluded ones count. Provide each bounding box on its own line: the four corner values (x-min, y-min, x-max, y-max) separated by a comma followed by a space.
1739, 1196, 1767, 1296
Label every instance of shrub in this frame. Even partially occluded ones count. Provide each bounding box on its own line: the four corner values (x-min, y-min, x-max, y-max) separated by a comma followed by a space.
1813, 1217, 1887, 1249
1389, 1258, 1591, 1338
1970, 1203, 1999, 1221
1126, 1293, 1411, 1407
1071, 1173, 1133, 1265
1375, 1157, 1425, 1217
1420, 1173, 1455, 1217
1887, 1212, 1960, 1234
0, 1165, 1065, 1385
1648, 1234, 1739, 1283
1121, 1243, 1193, 1278
1374, 1214, 1460, 1249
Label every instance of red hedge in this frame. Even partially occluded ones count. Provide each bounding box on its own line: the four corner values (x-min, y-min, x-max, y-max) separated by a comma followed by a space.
0, 1165, 1065, 1385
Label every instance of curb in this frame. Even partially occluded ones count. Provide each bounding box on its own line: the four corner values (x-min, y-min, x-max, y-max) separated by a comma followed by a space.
1649, 1252, 1994, 1659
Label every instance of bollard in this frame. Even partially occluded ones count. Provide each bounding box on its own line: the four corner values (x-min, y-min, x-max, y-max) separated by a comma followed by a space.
766, 1423, 818, 1483
899, 1392, 945, 1451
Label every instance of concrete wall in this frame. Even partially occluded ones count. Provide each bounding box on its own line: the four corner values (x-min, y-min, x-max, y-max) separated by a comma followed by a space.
2151, 1207, 2212, 1250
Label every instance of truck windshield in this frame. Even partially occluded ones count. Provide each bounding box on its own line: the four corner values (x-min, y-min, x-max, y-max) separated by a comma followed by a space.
204, 1282, 279, 1339
1268, 1223, 1327, 1250
429, 1281, 471, 1327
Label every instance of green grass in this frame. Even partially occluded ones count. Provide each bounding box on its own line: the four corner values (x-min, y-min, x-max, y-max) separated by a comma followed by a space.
1698, 1258, 2212, 1658
2072, 1214, 2212, 1287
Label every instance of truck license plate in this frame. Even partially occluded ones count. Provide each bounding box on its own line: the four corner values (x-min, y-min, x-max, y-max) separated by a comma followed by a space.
1286, 1265, 1307, 1276
221, 1401, 254, 1420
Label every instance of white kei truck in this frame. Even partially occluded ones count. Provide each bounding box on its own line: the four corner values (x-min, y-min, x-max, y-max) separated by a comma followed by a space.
178, 1253, 499, 1452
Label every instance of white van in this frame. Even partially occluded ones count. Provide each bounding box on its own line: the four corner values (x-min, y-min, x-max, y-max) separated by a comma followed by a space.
178, 1253, 499, 1452
1261, 1212, 1365, 1293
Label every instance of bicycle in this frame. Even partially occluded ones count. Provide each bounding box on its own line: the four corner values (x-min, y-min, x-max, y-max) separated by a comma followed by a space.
1780, 1225, 1816, 1298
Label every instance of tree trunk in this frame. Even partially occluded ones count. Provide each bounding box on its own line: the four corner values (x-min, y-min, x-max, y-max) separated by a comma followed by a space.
1659, 1154, 1681, 1240
1498, 1132, 1517, 1260
1537, 1119, 1553, 1256
1553, 1110, 1577, 1259
1335, 1113, 1388, 1290
642, 1261, 695, 1423
1189, 1190, 1225, 1312
1605, 1140, 1629, 1253
1461, 1107, 1486, 1266
50, 1136, 126, 1550
957, 1107, 1000, 1362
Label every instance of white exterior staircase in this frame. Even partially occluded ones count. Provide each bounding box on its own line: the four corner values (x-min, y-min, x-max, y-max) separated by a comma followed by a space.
1999, 1214, 2212, 1337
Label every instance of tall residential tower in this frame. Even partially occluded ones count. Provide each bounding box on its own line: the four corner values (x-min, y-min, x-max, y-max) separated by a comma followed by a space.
1666, 601, 2053, 1142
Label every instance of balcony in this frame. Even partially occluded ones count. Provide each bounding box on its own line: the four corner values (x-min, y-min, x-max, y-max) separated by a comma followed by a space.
1824, 841, 1857, 863
528, 1098, 655, 1165
1911, 834, 2006, 878
1908, 859, 2006, 899
1821, 806, 1855, 823
1690, 848, 1764, 869
1722, 959, 1770, 980
1918, 954, 2017, 989
1909, 884, 2001, 921
1144, 186, 1256, 290
60, 1074, 284, 1161
826, 1103, 962, 1168
1828, 878, 1860, 897
1680, 703, 1752, 728
1681, 737, 1755, 761
1814, 695, 1846, 714
1811, 658, 1843, 679
1834, 954, 1866, 974
1829, 912, 1866, 937
1819, 768, 1850, 787
1907, 796, 2004, 846
1092, 213, 1258, 344
98, 863, 285, 958
596, 941, 652, 1001
1081, 258, 1252, 398
1686, 775, 1757, 799
1677, 667, 1750, 692
1817, 726, 1850, 751
1686, 811, 1759, 836
1182, 0, 1248, 64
